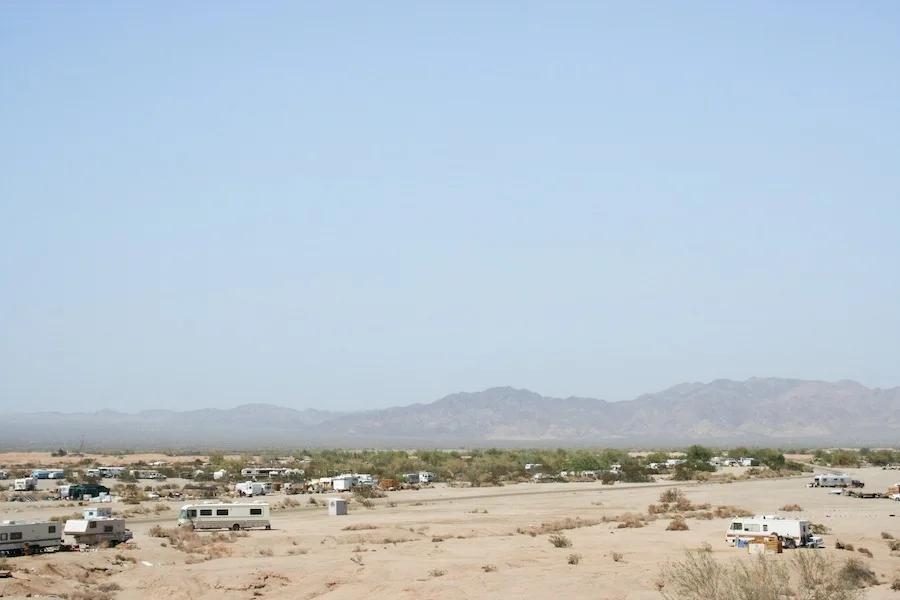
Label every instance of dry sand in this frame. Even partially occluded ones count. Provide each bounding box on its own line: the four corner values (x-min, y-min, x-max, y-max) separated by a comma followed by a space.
3, 467, 900, 599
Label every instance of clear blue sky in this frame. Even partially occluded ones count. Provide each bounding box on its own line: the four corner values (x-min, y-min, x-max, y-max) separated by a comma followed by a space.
1, 2, 898, 413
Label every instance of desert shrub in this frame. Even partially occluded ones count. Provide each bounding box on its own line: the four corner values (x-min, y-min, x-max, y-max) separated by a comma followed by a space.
660, 549, 866, 600
780, 504, 803, 512
891, 573, 900, 591
567, 553, 582, 565
516, 517, 599, 535
350, 553, 364, 566
660, 488, 685, 504
259, 548, 274, 556
356, 497, 375, 509
428, 569, 445, 577
792, 550, 867, 600
713, 505, 753, 518
857, 547, 873, 558
881, 531, 894, 540
354, 486, 386, 499
811, 523, 831, 535
888, 539, 900, 552
611, 551, 624, 562
98, 582, 122, 592
342, 523, 377, 531
481, 564, 497, 572
667, 516, 689, 531
841, 557, 877, 588
549, 534, 572, 548
836, 540, 854, 551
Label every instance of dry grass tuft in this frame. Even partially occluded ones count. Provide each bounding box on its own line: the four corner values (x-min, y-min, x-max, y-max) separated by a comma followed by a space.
567, 553, 582, 565
712, 505, 754, 518
548, 534, 572, 548
666, 516, 689, 531
857, 547, 873, 558
881, 531, 894, 540
516, 517, 599, 536
779, 503, 803, 511
481, 564, 497, 572
428, 568, 446, 577
888, 539, 900, 552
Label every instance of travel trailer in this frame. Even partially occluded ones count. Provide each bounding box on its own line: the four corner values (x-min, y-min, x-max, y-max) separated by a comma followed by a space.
14, 477, 37, 492
63, 508, 133, 547
726, 516, 822, 548
234, 481, 273, 497
178, 502, 271, 531
31, 469, 65, 480
811, 474, 853, 488
0, 520, 63, 556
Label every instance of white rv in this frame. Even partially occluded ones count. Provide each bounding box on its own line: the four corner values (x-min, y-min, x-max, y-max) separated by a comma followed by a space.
63, 508, 133, 547
812, 474, 852, 488
418, 471, 436, 484
235, 481, 273, 497
178, 502, 271, 531
726, 515, 821, 548
0, 520, 63, 556
0, 471, 8, 480
14, 477, 37, 492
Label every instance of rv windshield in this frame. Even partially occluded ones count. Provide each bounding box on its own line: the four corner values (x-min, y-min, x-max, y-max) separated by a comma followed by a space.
178, 509, 188, 520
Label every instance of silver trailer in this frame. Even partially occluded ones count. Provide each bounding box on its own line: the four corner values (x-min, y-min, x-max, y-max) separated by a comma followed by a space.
178, 502, 271, 531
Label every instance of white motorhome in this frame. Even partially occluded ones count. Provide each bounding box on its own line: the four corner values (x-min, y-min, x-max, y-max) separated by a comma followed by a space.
63, 508, 133, 547
0, 471, 8, 480
14, 477, 37, 492
812, 474, 852, 488
0, 520, 63, 555
235, 481, 273, 497
178, 502, 271, 531
726, 515, 821, 548
98, 466, 125, 478
418, 471, 436, 484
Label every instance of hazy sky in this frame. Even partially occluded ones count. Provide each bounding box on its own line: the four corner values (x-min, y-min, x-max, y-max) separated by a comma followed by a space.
1, 2, 898, 413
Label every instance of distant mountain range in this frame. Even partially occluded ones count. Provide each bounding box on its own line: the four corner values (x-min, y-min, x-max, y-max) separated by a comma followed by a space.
2, 378, 899, 450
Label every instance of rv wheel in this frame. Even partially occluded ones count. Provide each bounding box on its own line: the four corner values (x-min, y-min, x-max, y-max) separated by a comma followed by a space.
265, 525, 271, 530
232, 524, 241, 531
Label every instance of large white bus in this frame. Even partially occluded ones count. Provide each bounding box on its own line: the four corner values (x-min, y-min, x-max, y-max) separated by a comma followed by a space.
0, 520, 63, 556
177, 502, 271, 531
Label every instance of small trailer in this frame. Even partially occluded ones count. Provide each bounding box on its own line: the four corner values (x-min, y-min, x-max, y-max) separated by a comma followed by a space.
726, 516, 822, 549
235, 481, 273, 497
14, 477, 37, 492
0, 520, 63, 556
31, 469, 65, 480
178, 502, 271, 531
63, 508, 133, 547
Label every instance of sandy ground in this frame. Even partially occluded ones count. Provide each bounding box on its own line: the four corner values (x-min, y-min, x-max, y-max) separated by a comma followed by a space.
3, 467, 900, 599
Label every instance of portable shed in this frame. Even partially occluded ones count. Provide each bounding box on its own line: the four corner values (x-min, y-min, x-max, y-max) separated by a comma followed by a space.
328, 498, 348, 516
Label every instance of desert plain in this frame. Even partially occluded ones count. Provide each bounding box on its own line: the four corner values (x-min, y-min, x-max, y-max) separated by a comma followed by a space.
2, 464, 900, 600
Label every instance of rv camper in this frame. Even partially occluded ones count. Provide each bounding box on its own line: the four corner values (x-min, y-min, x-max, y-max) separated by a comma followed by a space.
31, 469, 65, 480
812, 474, 853, 488
63, 508, 133, 547
178, 502, 271, 531
0, 471, 8, 480
14, 477, 37, 492
0, 520, 63, 556
726, 515, 821, 548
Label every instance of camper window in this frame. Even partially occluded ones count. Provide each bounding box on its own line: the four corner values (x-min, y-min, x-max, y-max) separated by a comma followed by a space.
104, 525, 113, 533
200, 509, 212, 516
216, 509, 228, 516
49, 525, 56, 533
188, 509, 197, 518
763, 525, 768, 532
89, 522, 97, 529
0, 533, 7, 541
251, 508, 262, 515
746, 524, 761, 532
730, 522, 742, 531
10, 532, 22, 540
